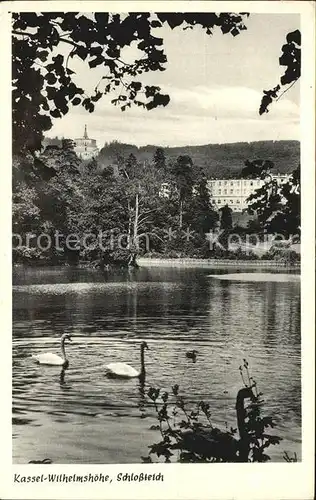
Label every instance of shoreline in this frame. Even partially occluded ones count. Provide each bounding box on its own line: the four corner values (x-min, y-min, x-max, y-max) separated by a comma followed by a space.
13, 258, 301, 272
137, 257, 300, 270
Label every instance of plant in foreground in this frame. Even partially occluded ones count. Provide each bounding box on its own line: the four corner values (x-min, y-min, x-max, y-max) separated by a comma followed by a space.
142, 360, 282, 463
283, 451, 298, 462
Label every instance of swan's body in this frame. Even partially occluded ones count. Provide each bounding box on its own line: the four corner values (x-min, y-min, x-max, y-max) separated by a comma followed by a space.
32, 333, 72, 367
105, 341, 149, 379
106, 362, 139, 378
32, 353, 65, 366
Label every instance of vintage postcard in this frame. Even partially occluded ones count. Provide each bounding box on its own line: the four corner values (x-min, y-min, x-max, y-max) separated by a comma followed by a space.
0, 1, 315, 499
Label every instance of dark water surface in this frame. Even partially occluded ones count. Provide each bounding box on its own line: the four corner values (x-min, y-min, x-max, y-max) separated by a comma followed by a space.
12, 265, 301, 463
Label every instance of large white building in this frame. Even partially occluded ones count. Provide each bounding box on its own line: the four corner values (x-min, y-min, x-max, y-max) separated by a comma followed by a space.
74, 125, 99, 160
207, 174, 289, 212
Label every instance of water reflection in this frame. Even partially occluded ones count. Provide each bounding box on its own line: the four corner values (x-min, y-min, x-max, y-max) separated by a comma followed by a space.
137, 380, 147, 419
12, 266, 301, 463
59, 366, 69, 388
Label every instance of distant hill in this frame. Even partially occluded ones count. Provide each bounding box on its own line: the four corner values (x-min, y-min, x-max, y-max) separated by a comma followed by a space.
43, 138, 300, 178
97, 140, 300, 178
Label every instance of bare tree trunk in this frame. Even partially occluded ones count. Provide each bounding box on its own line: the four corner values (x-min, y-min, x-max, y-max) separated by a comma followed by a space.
133, 192, 139, 244
127, 191, 140, 268
127, 200, 132, 250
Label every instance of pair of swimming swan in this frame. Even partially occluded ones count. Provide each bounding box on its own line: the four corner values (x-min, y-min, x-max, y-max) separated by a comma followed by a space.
32, 333, 149, 380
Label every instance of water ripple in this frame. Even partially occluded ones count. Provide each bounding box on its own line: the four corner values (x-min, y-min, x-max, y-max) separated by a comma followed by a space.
12, 266, 301, 463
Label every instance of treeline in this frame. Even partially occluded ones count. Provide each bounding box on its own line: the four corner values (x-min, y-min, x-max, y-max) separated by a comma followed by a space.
12, 141, 300, 267
43, 138, 300, 178
12, 143, 217, 266
98, 140, 300, 178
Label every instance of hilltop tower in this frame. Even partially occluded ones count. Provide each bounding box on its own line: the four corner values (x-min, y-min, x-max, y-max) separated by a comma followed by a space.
74, 124, 99, 160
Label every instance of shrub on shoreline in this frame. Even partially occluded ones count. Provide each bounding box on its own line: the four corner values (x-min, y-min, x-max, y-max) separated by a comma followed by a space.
142, 361, 283, 463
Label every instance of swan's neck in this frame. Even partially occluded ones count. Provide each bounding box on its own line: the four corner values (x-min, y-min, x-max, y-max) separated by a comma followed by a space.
140, 347, 146, 378
60, 339, 67, 361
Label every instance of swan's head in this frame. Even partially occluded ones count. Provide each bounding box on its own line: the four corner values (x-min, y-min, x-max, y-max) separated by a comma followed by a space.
61, 333, 72, 343
141, 341, 149, 350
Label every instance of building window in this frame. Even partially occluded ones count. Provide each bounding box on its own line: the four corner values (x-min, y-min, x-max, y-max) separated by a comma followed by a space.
218, 181, 221, 186
224, 181, 227, 185
250, 181, 253, 186
218, 190, 221, 195
224, 189, 227, 194
230, 189, 233, 194
217, 200, 221, 204
230, 181, 233, 185
236, 189, 240, 194
237, 200, 240, 204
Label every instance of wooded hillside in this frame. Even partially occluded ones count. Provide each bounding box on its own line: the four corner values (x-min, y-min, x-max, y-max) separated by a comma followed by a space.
97, 140, 300, 178
42, 138, 299, 179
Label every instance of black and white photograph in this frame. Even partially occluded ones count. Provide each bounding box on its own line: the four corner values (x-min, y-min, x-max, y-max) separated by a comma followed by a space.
1, 1, 315, 499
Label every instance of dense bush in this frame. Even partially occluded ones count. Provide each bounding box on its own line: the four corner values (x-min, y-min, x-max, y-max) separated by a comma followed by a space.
261, 242, 300, 263
142, 361, 282, 463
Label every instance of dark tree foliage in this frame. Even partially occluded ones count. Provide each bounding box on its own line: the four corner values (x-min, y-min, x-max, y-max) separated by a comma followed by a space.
124, 153, 138, 179
219, 204, 233, 230
170, 155, 195, 202
247, 165, 300, 237
12, 139, 220, 265
12, 12, 249, 154
261, 241, 300, 265
168, 155, 196, 229
153, 147, 167, 172
12, 140, 84, 263
39, 139, 81, 174
187, 168, 219, 235
260, 29, 300, 115
36, 141, 83, 237
241, 159, 275, 179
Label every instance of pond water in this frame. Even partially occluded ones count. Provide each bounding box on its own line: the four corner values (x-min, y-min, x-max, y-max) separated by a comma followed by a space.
12, 265, 301, 463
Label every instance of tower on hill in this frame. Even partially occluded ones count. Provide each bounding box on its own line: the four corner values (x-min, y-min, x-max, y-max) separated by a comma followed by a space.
74, 125, 99, 160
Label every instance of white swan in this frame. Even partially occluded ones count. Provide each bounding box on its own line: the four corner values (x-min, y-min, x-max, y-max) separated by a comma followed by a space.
105, 341, 149, 380
32, 333, 72, 367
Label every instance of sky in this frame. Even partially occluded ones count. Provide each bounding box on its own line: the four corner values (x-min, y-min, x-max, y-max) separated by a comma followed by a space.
46, 13, 300, 148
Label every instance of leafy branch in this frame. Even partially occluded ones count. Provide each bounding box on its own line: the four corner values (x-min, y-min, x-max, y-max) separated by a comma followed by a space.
12, 12, 249, 154
260, 29, 300, 115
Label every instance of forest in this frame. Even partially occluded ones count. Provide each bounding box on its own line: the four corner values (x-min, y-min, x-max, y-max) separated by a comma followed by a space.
43, 138, 300, 178
13, 140, 300, 267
